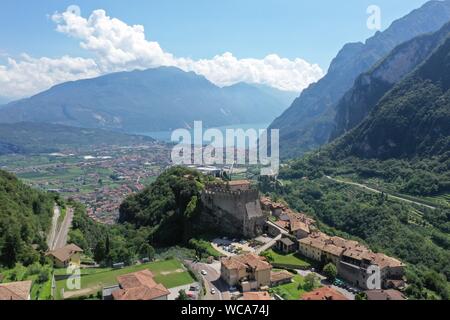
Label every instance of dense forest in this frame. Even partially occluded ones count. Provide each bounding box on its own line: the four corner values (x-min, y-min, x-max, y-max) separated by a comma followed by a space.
0, 170, 54, 268
119, 166, 215, 246
67, 201, 157, 266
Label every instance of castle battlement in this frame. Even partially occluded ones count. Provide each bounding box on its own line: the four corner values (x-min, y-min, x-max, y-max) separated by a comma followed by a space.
200, 180, 267, 238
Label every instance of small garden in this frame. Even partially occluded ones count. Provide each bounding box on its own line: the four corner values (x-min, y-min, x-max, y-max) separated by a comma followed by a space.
262, 249, 312, 269
270, 272, 321, 300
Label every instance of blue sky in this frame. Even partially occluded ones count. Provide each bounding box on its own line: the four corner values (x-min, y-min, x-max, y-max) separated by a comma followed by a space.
0, 0, 429, 67
0, 0, 430, 99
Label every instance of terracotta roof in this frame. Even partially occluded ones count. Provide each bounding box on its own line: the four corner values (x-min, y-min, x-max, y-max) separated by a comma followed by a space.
117, 270, 156, 289
270, 270, 294, 283
290, 220, 310, 233
274, 220, 290, 229
301, 286, 349, 301
300, 233, 403, 269
0, 280, 32, 300
372, 253, 404, 269
46, 244, 83, 262
365, 289, 406, 301
113, 270, 170, 301
243, 291, 271, 301
322, 244, 345, 257
221, 253, 272, 272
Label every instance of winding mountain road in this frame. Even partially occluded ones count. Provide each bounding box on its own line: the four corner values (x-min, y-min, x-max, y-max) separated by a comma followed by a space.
325, 176, 436, 210
47, 205, 60, 250
47, 206, 74, 250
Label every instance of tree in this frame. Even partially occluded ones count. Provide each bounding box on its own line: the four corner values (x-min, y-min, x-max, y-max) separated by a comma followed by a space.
355, 292, 367, 300
37, 270, 49, 284
94, 240, 106, 264
323, 263, 338, 281
260, 251, 274, 263
303, 273, 320, 291
176, 289, 189, 300
140, 243, 155, 260
1, 230, 21, 268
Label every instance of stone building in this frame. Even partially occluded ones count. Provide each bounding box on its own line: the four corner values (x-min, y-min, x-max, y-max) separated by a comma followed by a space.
221, 253, 272, 291
298, 232, 405, 290
201, 180, 268, 238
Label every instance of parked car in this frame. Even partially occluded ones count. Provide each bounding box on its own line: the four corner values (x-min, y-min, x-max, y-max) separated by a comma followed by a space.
190, 285, 199, 291
210, 288, 216, 295
201, 270, 208, 276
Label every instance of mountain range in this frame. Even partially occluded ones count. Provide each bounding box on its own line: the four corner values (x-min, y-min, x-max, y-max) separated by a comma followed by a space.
328, 31, 450, 160
0, 67, 296, 133
269, 0, 450, 158
331, 21, 450, 141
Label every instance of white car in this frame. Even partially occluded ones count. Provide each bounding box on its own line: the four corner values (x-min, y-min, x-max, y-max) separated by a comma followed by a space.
210, 288, 216, 295
201, 270, 208, 276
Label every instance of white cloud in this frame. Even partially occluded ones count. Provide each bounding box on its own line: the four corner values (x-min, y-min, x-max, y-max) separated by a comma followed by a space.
0, 54, 99, 99
0, 8, 324, 99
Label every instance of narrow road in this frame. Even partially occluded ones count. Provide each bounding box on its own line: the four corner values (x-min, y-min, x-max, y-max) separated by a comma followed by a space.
53, 207, 74, 250
189, 261, 230, 300
325, 176, 436, 210
47, 205, 61, 250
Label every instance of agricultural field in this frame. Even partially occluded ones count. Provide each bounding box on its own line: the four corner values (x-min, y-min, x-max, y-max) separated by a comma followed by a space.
0, 144, 171, 223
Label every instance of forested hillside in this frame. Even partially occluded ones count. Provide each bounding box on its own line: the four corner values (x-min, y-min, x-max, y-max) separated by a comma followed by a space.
0, 170, 54, 268
330, 36, 450, 160
331, 21, 450, 141
270, 156, 450, 300
119, 167, 213, 246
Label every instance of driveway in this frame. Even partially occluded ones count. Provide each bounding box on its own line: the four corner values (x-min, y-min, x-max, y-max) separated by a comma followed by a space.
168, 283, 199, 300
189, 261, 231, 300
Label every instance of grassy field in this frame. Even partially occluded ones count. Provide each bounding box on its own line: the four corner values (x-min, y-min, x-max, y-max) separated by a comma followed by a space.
270, 274, 307, 300
55, 259, 195, 300
265, 249, 311, 269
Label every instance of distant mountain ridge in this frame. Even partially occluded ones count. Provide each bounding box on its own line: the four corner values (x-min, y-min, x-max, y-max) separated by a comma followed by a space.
269, 0, 450, 158
0, 67, 293, 133
0, 122, 154, 155
330, 21, 450, 140
328, 34, 450, 159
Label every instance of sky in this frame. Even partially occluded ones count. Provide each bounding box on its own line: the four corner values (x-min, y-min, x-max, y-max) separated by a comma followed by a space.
0, 0, 429, 99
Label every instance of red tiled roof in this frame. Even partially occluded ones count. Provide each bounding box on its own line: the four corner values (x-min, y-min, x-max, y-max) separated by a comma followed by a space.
301, 286, 349, 301
113, 270, 170, 301
221, 253, 272, 272
365, 289, 406, 301
0, 280, 32, 300
243, 291, 271, 301
270, 270, 294, 283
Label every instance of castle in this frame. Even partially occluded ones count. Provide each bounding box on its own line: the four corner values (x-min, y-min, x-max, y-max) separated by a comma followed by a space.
201, 180, 268, 238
